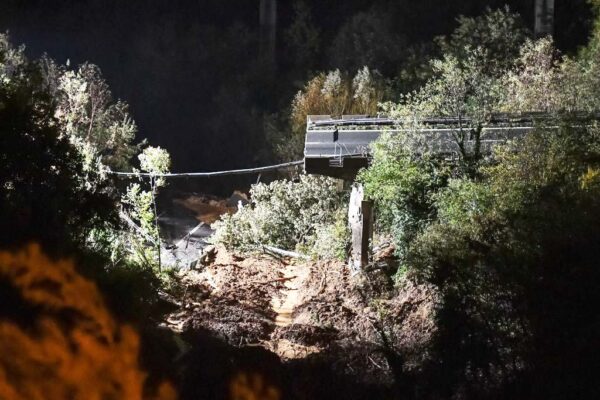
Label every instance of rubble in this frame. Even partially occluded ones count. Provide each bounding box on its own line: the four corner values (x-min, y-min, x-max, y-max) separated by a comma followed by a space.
165, 244, 439, 386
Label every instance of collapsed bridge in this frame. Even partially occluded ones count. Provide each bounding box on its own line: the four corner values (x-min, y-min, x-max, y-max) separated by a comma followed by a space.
303, 113, 555, 179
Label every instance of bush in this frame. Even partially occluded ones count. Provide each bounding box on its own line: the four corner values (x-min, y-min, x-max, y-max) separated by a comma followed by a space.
212, 174, 347, 257
404, 125, 600, 398
0, 44, 116, 253
303, 208, 350, 261
357, 131, 452, 261
274, 67, 387, 162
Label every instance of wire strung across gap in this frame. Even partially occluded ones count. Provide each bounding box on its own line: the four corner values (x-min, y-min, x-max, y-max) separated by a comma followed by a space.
106, 160, 304, 178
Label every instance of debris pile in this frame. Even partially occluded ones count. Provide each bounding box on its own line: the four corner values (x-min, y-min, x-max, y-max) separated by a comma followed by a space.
165, 244, 439, 386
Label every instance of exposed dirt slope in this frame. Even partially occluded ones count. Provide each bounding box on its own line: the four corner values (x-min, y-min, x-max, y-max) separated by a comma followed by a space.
166, 245, 439, 387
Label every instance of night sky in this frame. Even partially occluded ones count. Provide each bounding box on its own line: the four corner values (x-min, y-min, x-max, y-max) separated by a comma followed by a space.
0, 0, 593, 172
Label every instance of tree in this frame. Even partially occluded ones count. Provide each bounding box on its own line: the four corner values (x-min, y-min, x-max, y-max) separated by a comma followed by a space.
384, 46, 505, 173
1, 33, 173, 271
329, 7, 408, 76
0, 33, 26, 82
360, 9, 536, 268
436, 7, 529, 75
285, 1, 320, 72
406, 124, 600, 398
358, 7, 600, 397
55, 62, 139, 174
357, 132, 451, 263
122, 146, 171, 270
0, 36, 116, 253
503, 38, 564, 112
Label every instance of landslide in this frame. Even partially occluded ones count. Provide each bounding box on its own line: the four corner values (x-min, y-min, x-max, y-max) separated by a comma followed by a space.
165, 244, 439, 395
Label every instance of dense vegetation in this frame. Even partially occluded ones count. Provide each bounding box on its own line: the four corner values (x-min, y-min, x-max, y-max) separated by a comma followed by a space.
0, 33, 176, 323
212, 175, 349, 260
355, 7, 600, 399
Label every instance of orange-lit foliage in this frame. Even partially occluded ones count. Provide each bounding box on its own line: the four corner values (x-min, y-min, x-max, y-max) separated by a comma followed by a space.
229, 372, 280, 400
0, 244, 176, 400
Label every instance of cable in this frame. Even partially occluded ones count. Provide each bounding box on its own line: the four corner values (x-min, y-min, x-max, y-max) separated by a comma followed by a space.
107, 160, 303, 178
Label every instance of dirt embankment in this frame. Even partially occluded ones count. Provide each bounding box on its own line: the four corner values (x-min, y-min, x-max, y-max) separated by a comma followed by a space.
165, 244, 439, 389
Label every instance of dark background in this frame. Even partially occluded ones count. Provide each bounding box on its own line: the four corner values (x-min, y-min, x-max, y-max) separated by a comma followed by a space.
0, 0, 593, 172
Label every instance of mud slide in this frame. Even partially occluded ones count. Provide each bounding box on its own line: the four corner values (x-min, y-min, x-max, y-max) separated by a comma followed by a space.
270, 263, 305, 327
166, 244, 438, 391
268, 262, 321, 359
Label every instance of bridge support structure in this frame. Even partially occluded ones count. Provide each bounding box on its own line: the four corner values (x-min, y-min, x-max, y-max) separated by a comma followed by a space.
348, 184, 373, 270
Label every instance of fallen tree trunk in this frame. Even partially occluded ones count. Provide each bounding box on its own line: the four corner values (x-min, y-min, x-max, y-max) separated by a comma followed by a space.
261, 245, 310, 260
119, 210, 158, 246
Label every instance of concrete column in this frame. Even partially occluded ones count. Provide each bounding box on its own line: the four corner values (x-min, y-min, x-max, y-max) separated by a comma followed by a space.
535, 0, 555, 38
348, 184, 374, 270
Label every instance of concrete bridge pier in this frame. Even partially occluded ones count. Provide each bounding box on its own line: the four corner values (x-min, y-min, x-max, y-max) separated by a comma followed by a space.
348, 184, 374, 270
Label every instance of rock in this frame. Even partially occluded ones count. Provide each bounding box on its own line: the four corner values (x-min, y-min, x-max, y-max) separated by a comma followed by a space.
225, 190, 249, 208
198, 245, 218, 266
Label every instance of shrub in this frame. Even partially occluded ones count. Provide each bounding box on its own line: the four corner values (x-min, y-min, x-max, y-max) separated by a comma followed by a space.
212, 174, 347, 257
303, 208, 350, 261
405, 125, 600, 398
274, 67, 386, 162
0, 43, 116, 253
357, 131, 452, 261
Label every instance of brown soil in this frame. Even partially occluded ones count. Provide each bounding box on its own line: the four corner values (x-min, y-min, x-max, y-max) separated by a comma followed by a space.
174, 191, 248, 224
174, 197, 234, 225
165, 244, 439, 387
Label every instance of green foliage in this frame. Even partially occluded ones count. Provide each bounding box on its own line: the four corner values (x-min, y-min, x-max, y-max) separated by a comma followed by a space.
503, 38, 570, 112
54, 62, 139, 173
124, 184, 158, 240
383, 45, 505, 174
366, 16, 600, 266
358, 132, 450, 237
138, 146, 171, 174
0, 33, 173, 341
0, 33, 175, 307
0, 33, 26, 83
372, 8, 529, 153
502, 35, 600, 113
357, 12, 600, 395
119, 146, 171, 269
0, 36, 116, 253
303, 208, 350, 261
212, 174, 346, 257
138, 145, 171, 185
436, 7, 529, 74
404, 124, 600, 397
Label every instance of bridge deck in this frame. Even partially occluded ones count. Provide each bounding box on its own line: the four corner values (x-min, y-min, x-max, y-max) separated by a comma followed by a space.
304, 115, 539, 178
